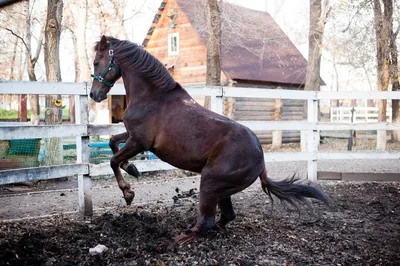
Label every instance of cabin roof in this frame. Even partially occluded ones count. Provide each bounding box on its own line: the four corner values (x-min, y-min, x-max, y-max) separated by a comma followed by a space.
143, 0, 308, 87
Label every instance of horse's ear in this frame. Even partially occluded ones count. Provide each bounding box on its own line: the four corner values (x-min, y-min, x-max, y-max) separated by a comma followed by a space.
99, 35, 108, 52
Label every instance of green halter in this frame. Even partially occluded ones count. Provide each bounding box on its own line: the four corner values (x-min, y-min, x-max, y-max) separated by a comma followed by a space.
91, 43, 121, 88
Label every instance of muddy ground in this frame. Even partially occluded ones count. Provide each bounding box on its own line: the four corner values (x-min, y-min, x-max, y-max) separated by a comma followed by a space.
0, 181, 399, 265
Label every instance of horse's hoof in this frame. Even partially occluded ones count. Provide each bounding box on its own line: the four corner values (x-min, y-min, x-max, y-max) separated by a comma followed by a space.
174, 232, 196, 245
215, 222, 227, 232
124, 190, 135, 206
126, 164, 140, 177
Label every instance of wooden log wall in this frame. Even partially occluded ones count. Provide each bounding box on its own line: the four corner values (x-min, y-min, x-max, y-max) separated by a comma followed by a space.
225, 97, 304, 144
145, 0, 227, 85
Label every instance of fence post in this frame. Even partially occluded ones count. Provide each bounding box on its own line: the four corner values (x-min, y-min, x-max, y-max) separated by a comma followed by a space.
210, 86, 223, 115
272, 97, 282, 149
75, 92, 92, 216
307, 98, 318, 181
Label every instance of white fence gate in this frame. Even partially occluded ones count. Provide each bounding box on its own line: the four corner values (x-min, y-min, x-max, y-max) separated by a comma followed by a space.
1, 81, 400, 216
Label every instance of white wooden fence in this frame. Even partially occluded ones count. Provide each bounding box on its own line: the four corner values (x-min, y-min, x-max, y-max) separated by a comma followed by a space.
331, 106, 392, 123
1, 81, 400, 216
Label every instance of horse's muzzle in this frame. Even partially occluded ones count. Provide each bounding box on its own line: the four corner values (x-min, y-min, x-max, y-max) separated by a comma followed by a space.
89, 90, 107, 103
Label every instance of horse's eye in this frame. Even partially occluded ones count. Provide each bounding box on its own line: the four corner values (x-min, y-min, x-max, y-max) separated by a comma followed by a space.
94, 62, 99, 67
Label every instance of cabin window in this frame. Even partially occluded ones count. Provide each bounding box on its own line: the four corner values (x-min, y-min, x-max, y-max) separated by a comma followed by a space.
168, 33, 179, 55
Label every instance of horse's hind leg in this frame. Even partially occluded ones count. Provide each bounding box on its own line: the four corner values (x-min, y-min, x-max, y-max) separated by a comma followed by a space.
175, 159, 260, 243
175, 188, 218, 244
216, 197, 236, 229
109, 132, 140, 177
110, 137, 143, 205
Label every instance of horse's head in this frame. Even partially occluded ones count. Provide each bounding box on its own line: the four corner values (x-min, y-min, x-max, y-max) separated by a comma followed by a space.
90, 35, 121, 102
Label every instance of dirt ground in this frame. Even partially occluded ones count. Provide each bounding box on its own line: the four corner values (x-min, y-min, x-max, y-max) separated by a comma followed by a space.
1, 180, 399, 265
0, 137, 399, 265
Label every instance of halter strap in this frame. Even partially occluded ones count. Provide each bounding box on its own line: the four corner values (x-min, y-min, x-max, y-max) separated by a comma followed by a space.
91, 42, 121, 88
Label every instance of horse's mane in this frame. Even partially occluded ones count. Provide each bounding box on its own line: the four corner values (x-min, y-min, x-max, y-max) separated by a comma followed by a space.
94, 36, 177, 92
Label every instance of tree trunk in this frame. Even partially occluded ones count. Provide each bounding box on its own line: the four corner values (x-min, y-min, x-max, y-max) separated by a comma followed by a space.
304, 0, 327, 92
64, 0, 89, 123
75, 0, 91, 122
203, 0, 221, 109
332, 55, 340, 109
301, 0, 329, 151
9, 36, 18, 81
44, 0, 63, 166
68, 29, 79, 124
44, 0, 63, 83
76, 0, 90, 82
17, 44, 26, 80
70, 30, 80, 82
390, 25, 400, 141
17, 42, 27, 122
6, 36, 18, 112
25, 0, 42, 124
373, 0, 392, 150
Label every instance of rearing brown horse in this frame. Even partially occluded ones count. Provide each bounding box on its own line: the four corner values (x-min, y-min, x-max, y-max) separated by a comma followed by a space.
90, 36, 331, 243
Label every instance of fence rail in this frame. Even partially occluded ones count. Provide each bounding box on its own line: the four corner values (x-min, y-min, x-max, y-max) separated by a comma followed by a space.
331, 106, 392, 123
1, 81, 400, 216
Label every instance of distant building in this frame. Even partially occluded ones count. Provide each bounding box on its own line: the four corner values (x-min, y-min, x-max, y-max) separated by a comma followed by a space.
113, 0, 310, 143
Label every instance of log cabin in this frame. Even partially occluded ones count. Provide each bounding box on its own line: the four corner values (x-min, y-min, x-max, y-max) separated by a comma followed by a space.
113, 0, 309, 144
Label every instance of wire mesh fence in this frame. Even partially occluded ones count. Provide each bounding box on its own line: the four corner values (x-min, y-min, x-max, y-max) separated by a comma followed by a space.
0, 137, 76, 170
0, 138, 41, 169
0, 135, 158, 171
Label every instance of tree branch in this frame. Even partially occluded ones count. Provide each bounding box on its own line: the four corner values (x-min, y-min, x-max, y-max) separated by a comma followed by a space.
342, 0, 371, 32
0, 26, 30, 53
32, 24, 45, 63
123, 1, 146, 22
394, 23, 400, 38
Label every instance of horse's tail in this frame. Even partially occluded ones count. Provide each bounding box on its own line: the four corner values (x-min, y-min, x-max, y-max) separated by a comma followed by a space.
259, 167, 331, 209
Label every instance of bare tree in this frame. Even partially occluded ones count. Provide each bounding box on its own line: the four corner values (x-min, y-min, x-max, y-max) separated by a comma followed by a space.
324, 1, 376, 94
25, 0, 45, 123
202, 0, 221, 109
44, 0, 63, 82
63, 4, 78, 123
1, 0, 45, 122
301, 0, 330, 151
203, 0, 222, 87
324, 0, 400, 141
110, 0, 128, 39
204, 0, 221, 86
44, 0, 63, 165
90, 0, 128, 38
9, 34, 18, 80
76, 0, 91, 82
389, 14, 400, 141
305, 0, 330, 92
373, 0, 392, 150
0, 3, 23, 114
63, 0, 91, 123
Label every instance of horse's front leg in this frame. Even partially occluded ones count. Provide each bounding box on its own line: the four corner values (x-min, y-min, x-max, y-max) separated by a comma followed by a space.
110, 137, 144, 205
109, 132, 140, 177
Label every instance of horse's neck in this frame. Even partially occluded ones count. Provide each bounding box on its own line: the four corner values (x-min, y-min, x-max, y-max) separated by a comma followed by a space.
122, 77, 131, 104
122, 72, 156, 103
